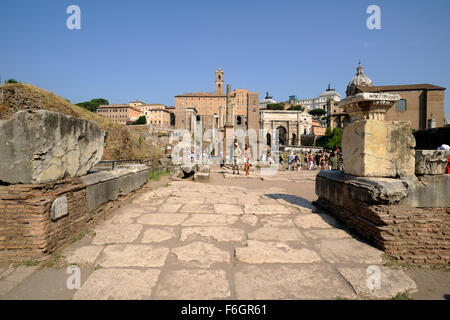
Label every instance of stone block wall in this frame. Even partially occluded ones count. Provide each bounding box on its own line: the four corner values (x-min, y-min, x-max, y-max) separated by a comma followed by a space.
315, 172, 450, 265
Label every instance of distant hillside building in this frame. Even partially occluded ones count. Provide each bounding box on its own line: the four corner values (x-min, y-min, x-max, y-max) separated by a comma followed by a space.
295, 85, 341, 112
96, 104, 141, 125
134, 103, 171, 127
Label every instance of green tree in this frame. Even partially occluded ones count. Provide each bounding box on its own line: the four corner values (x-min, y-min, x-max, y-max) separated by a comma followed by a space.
76, 98, 109, 112
308, 108, 327, 118
266, 103, 285, 110
287, 105, 305, 111
315, 127, 342, 150
6, 78, 19, 84
134, 116, 147, 125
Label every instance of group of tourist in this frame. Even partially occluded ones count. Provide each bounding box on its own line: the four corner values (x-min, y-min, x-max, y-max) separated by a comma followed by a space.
284, 150, 343, 171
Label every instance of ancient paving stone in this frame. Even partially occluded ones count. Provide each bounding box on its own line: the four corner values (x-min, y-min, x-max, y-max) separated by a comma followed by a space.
214, 204, 243, 215
234, 265, 356, 300
260, 216, 295, 227
205, 196, 239, 204
105, 212, 142, 224
165, 196, 205, 204
158, 204, 182, 213
303, 229, 353, 240
248, 227, 304, 241
244, 204, 290, 215
293, 213, 340, 229
141, 228, 176, 243
92, 224, 142, 245
240, 215, 258, 226
338, 266, 417, 299
180, 227, 246, 242
154, 269, 231, 299
235, 240, 321, 264
98, 245, 169, 268
172, 242, 230, 267
315, 239, 383, 264
1, 266, 40, 283
65, 246, 104, 265
136, 214, 189, 226
0, 281, 17, 296
74, 268, 160, 300
238, 196, 260, 205
179, 204, 213, 214
182, 214, 239, 226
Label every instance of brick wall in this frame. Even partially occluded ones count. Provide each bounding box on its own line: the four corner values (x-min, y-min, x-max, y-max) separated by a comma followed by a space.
0, 179, 99, 261
315, 179, 450, 265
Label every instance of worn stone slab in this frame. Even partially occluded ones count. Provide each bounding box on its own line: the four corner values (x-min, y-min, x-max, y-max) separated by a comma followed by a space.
234, 265, 356, 299
158, 204, 182, 213
338, 266, 417, 299
182, 214, 239, 226
303, 229, 352, 240
172, 242, 230, 267
179, 204, 213, 214
261, 216, 295, 227
105, 212, 142, 224
141, 228, 176, 243
154, 269, 230, 299
0, 281, 17, 296
92, 224, 142, 245
180, 227, 246, 242
65, 246, 104, 265
214, 204, 243, 215
137, 214, 188, 226
74, 268, 160, 300
248, 227, 304, 241
235, 241, 321, 264
315, 239, 383, 264
1, 266, 40, 283
165, 197, 205, 204
294, 214, 340, 229
240, 215, 258, 226
244, 204, 290, 215
99, 245, 169, 267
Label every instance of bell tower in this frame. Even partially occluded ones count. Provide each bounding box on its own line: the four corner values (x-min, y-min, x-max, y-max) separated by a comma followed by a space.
215, 68, 224, 95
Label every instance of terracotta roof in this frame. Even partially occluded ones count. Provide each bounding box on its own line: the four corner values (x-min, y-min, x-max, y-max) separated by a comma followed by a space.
175, 92, 226, 97
358, 84, 446, 92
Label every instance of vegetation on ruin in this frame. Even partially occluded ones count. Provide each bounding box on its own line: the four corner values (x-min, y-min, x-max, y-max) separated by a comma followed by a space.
315, 127, 342, 149
266, 103, 285, 110
287, 104, 305, 111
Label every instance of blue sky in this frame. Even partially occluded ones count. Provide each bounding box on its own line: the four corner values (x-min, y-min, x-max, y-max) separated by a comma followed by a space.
1, 0, 449, 117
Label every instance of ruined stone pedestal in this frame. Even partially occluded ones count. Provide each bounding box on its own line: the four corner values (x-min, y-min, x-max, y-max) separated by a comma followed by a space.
342, 119, 416, 177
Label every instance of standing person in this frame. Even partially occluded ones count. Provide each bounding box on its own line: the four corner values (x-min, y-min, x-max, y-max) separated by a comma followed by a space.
309, 153, 314, 171
294, 153, 300, 171
315, 153, 321, 170
446, 156, 450, 174
232, 143, 241, 175
244, 144, 251, 176
330, 151, 338, 170
288, 151, 295, 171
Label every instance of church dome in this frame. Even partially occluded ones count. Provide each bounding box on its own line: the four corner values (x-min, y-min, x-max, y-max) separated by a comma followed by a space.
346, 62, 373, 97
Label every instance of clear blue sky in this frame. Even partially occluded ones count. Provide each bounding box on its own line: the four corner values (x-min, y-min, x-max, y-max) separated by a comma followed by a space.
1, 0, 449, 118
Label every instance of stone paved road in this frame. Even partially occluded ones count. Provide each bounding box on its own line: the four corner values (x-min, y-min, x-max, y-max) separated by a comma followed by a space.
0, 179, 417, 300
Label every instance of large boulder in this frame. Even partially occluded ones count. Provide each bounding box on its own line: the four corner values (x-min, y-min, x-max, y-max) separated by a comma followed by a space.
342, 120, 415, 177
0, 110, 104, 184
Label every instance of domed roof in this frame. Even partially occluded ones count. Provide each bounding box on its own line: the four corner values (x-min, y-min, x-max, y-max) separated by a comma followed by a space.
346, 62, 373, 97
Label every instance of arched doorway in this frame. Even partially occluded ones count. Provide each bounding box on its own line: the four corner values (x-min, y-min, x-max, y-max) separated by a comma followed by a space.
266, 133, 271, 147
291, 133, 297, 145
277, 126, 287, 146
196, 115, 201, 122
236, 115, 242, 125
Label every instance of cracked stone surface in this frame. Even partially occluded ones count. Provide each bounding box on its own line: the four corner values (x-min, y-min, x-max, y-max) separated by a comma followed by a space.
0, 176, 418, 300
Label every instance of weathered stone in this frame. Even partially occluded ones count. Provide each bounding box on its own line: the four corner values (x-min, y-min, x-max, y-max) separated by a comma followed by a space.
261, 216, 295, 227
141, 228, 175, 243
303, 229, 352, 240
136, 214, 188, 226
64, 246, 104, 265
0, 281, 17, 296
248, 227, 304, 241
92, 224, 142, 245
74, 268, 160, 300
234, 265, 356, 299
338, 266, 417, 299
240, 215, 259, 226
154, 269, 230, 299
315, 239, 383, 264
415, 150, 450, 175
0, 110, 104, 184
99, 245, 169, 267
158, 204, 181, 213
214, 204, 243, 215
172, 242, 230, 267
235, 241, 321, 264
342, 119, 415, 177
1, 266, 39, 283
50, 196, 69, 220
244, 204, 290, 215
182, 214, 239, 226
294, 213, 340, 229
105, 211, 143, 224
179, 204, 212, 214
180, 227, 246, 242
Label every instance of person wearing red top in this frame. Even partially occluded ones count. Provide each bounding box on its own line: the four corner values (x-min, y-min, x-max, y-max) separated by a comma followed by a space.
446, 156, 450, 174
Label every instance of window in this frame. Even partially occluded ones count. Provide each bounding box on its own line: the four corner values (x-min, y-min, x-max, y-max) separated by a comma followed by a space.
396, 99, 407, 111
